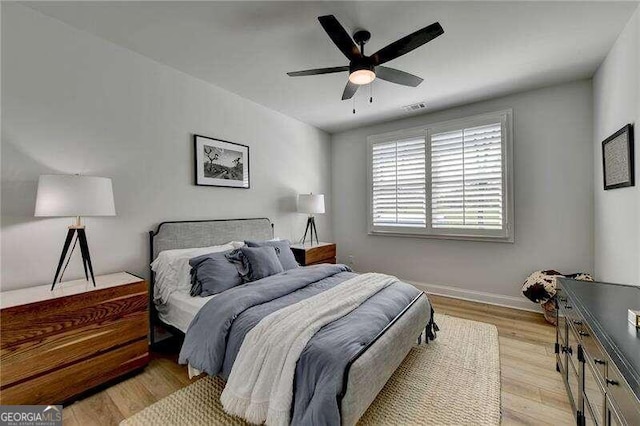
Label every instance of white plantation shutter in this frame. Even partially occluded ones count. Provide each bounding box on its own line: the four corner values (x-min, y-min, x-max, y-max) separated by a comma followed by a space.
368, 110, 512, 241
431, 122, 503, 230
371, 137, 426, 227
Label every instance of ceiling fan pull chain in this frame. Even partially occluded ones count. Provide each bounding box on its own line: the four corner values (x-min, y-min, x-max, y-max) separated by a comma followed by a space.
353, 95, 356, 114
369, 82, 373, 104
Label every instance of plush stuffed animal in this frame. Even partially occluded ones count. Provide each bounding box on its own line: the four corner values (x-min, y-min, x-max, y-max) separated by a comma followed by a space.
522, 270, 593, 324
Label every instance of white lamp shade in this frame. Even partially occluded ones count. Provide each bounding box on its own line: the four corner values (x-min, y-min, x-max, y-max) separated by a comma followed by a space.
298, 193, 325, 214
35, 175, 116, 217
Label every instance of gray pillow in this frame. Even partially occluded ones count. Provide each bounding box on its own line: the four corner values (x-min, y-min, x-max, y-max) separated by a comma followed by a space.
227, 246, 284, 282
225, 249, 250, 282
244, 239, 299, 270
189, 250, 243, 297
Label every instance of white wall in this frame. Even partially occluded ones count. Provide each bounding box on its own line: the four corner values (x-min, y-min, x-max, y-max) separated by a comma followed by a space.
332, 80, 594, 307
1, 4, 332, 290
593, 7, 640, 286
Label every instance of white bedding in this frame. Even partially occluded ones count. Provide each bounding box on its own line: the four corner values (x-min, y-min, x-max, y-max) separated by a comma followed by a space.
152, 241, 247, 330
151, 241, 247, 305
157, 291, 216, 332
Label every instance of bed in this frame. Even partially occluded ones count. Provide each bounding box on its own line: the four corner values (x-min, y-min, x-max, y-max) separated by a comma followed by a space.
149, 218, 435, 426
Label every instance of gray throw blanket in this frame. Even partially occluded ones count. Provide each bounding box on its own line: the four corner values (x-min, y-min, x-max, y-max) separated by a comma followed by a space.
179, 264, 427, 425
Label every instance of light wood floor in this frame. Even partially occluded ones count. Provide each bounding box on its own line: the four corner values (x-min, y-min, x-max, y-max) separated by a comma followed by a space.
62, 295, 574, 426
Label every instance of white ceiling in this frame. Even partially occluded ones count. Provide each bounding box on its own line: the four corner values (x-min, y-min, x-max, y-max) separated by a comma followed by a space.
26, 1, 639, 133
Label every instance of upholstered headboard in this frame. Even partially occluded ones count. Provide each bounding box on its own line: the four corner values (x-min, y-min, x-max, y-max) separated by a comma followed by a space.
149, 217, 273, 262
147, 218, 273, 342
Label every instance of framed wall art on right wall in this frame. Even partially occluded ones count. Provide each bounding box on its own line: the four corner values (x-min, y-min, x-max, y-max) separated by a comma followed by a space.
602, 124, 634, 190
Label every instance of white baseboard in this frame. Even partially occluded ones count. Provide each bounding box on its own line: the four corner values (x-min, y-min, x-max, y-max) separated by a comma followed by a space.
405, 280, 541, 313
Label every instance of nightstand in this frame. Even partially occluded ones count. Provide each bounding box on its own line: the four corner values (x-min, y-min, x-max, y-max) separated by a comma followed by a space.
290, 242, 336, 266
0, 272, 149, 405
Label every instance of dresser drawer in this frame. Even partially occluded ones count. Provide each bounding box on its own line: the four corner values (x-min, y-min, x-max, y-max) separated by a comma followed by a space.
0, 281, 147, 347
568, 358, 580, 411
0, 311, 147, 387
0, 339, 148, 405
580, 329, 608, 381
0, 275, 149, 405
569, 318, 587, 336
291, 243, 336, 266
584, 358, 606, 425
584, 401, 598, 426
307, 245, 335, 264
605, 362, 640, 425
607, 395, 627, 426
567, 321, 581, 373
557, 310, 567, 345
560, 302, 582, 329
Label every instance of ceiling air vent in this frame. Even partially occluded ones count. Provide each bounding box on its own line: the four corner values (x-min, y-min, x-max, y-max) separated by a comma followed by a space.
402, 102, 427, 113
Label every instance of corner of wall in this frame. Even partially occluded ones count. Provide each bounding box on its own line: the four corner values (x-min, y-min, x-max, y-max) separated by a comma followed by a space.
592, 5, 640, 286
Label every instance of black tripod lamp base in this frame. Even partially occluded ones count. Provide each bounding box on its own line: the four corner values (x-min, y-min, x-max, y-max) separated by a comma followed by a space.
51, 226, 96, 291
302, 216, 319, 246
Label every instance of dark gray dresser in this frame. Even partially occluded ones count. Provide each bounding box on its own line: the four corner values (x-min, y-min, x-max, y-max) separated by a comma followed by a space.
556, 278, 640, 425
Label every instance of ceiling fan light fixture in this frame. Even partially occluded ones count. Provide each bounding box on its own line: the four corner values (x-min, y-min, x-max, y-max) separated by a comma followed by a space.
287, 15, 443, 101
348, 69, 376, 85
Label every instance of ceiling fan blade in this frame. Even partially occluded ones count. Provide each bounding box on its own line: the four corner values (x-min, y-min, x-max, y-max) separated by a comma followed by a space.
375, 66, 423, 87
287, 66, 349, 77
342, 81, 359, 100
371, 22, 444, 65
318, 15, 362, 61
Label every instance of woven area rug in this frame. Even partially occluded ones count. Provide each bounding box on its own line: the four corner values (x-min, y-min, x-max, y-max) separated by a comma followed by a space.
121, 314, 500, 426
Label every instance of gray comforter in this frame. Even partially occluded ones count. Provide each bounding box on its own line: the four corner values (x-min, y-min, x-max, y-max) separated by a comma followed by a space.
178, 264, 428, 425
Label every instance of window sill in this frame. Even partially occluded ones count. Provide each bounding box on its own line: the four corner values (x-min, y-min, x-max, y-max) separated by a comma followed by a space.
368, 229, 514, 243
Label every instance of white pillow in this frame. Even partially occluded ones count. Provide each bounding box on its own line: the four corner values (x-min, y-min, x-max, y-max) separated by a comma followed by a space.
230, 241, 246, 249
151, 243, 235, 304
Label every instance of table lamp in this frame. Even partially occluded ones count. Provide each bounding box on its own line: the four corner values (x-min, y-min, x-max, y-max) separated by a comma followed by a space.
35, 175, 116, 290
297, 193, 325, 246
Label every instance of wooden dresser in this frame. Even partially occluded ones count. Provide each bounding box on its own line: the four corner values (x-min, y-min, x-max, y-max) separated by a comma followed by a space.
0, 272, 149, 405
290, 242, 336, 266
556, 278, 640, 425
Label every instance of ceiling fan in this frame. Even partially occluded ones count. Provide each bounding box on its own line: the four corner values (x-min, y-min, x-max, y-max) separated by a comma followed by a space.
287, 15, 444, 101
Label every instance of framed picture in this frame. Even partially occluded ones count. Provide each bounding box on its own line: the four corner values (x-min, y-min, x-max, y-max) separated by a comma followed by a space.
194, 134, 250, 188
602, 124, 634, 190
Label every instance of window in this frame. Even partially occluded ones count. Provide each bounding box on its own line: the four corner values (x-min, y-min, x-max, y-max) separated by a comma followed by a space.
368, 110, 513, 242
371, 135, 426, 228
